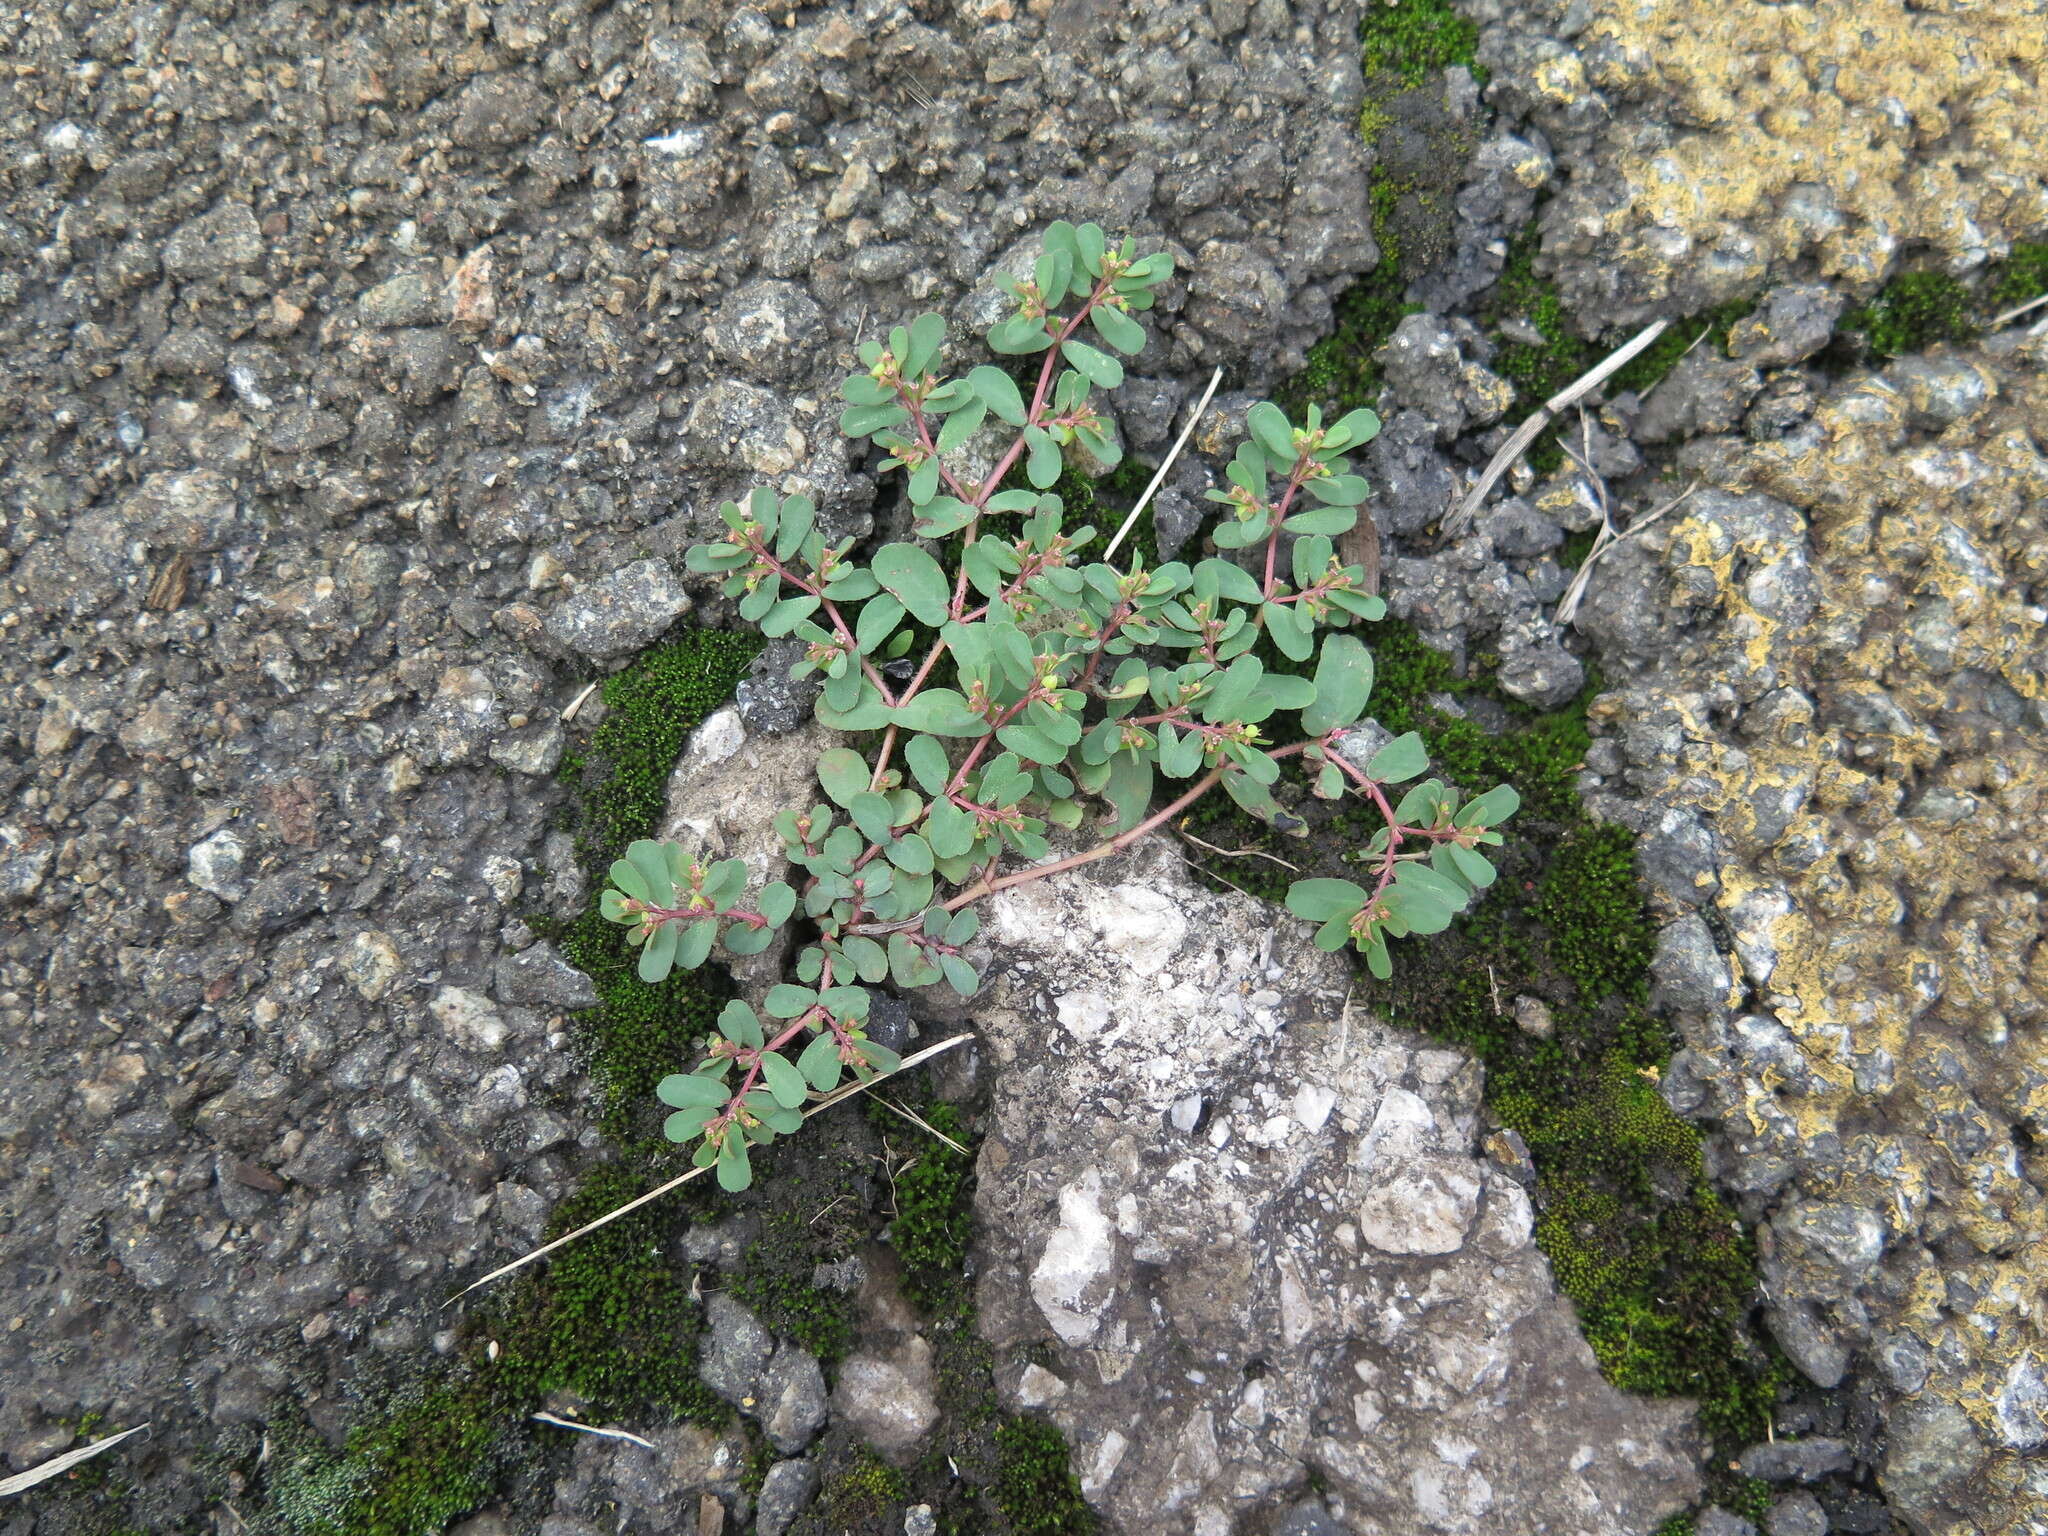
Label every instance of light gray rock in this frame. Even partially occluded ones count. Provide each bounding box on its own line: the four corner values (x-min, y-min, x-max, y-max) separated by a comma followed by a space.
1726, 285, 1845, 368
490, 722, 565, 777
1496, 631, 1585, 709
1740, 1436, 1853, 1484
707, 281, 827, 382
162, 202, 264, 279
1634, 353, 1765, 444
659, 708, 838, 989
493, 942, 599, 1012
754, 1459, 817, 1536
187, 828, 248, 901
1650, 916, 1734, 1018
544, 560, 692, 659
833, 1335, 941, 1463
358, 272, 444, 328
962, 840, 1701, 1534
430, 987, 510, 1053
759, 1342, 828, 1454
1695, 1510, 1758, 1536
1882, 1400, 1984, 1530
1764, 1490, 1828, 1536
698, 1293, 776, 1408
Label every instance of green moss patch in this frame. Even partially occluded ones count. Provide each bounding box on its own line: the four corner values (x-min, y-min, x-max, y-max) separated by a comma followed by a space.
556, 632, 762, 1149
1841, 243, 2048, 358
1987, 240, 2048, 314
993, 1417, 1097, 1536
881, 1100, 977, 1316
1842, 270, 1980, 358
1278, 267, 1419, 422
1358, 0, 1487, 89
485, 1162, 727, 1423
261, 1378, 516, 1536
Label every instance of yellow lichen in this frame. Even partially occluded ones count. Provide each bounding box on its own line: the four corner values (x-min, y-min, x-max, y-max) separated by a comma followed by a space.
1644, 337, 2048, 1530
1577, 0, 2048, 295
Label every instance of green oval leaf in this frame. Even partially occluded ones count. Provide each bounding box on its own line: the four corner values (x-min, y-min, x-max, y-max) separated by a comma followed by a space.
1365, 731, 1429, 785
888, 688, 991, 738
817, 747, 872, 808
940, 955, 980, 997
799, 1031, 844, 1093
967, 364, 1028, 426
1060, 338, 1123, 388
925, 797, 977, 858
677, 917, 717, 970
872, 542, 951, 626
1302, 634, 1373, 736
657, 1072, 730, 1109
720, 998, 767, 1045
1024, 426, 1062, 490
763, 986, 817, 1021
1247, 401, 1295, 462
1282, 505, 1358, 536
845, 790, 895, 845
1090, 304, 1146, 356
1285, 878, 1368, 923
637, 922, 679, 983
1447, 843, 1497, 889
855, 594, 906, 655
717, 1134, 753, 1191
855, 1039, 902, 1076
1262, 601, 1314, 662
839, 402, 910, 438
759, 881, 797, 926
887, 832, 935, 875
759, 1051, 809, 1109
905, 734, 951, 796
665, 1106, 719, 1142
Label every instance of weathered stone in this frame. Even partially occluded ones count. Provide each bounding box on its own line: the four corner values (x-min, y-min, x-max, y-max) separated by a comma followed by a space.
754, 1459, 817, 1536
1739, 1437, 1853, 1485
962, 840, 1700, 1534
698, 1294, 775, 1409
1764, 1491, 1827, 1536
759, 1342, 828, 1454
832, 1336, 940, 1464
544, 560, 692, 659
493, 942, 599, 1011
1726, 286, 1845, 369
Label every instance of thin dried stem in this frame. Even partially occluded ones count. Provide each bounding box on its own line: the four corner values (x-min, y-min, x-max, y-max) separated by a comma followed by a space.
1990, 290, 2048, 330
445, 1033, 975, 1303
1174, 825, 1302, 871
1556, 479, 1701, 627
531, 1414, 656, 1450
1445, 318, 1669, 537
0, 1425, 150, 1496
1103, 366, 1224, 565
870, 1094, 971, 1155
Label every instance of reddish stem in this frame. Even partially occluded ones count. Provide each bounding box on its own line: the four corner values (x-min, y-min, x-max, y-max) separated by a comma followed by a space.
1260, 457, 1314, 600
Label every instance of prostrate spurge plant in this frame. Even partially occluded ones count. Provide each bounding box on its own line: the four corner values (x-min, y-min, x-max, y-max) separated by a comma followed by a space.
602, 222, 1520, 1191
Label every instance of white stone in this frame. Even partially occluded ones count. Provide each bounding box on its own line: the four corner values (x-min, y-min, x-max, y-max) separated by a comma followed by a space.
430, 986, 509, 1052
1031, 1171, 1117, 1346
1292, 1081, 1337, 1133
342, 931, 403, 1002
1357, 1157, 1482, 1256
187, 827, 247, 901
1016, 1363, 1068, 1408
480, 854, 523, 905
